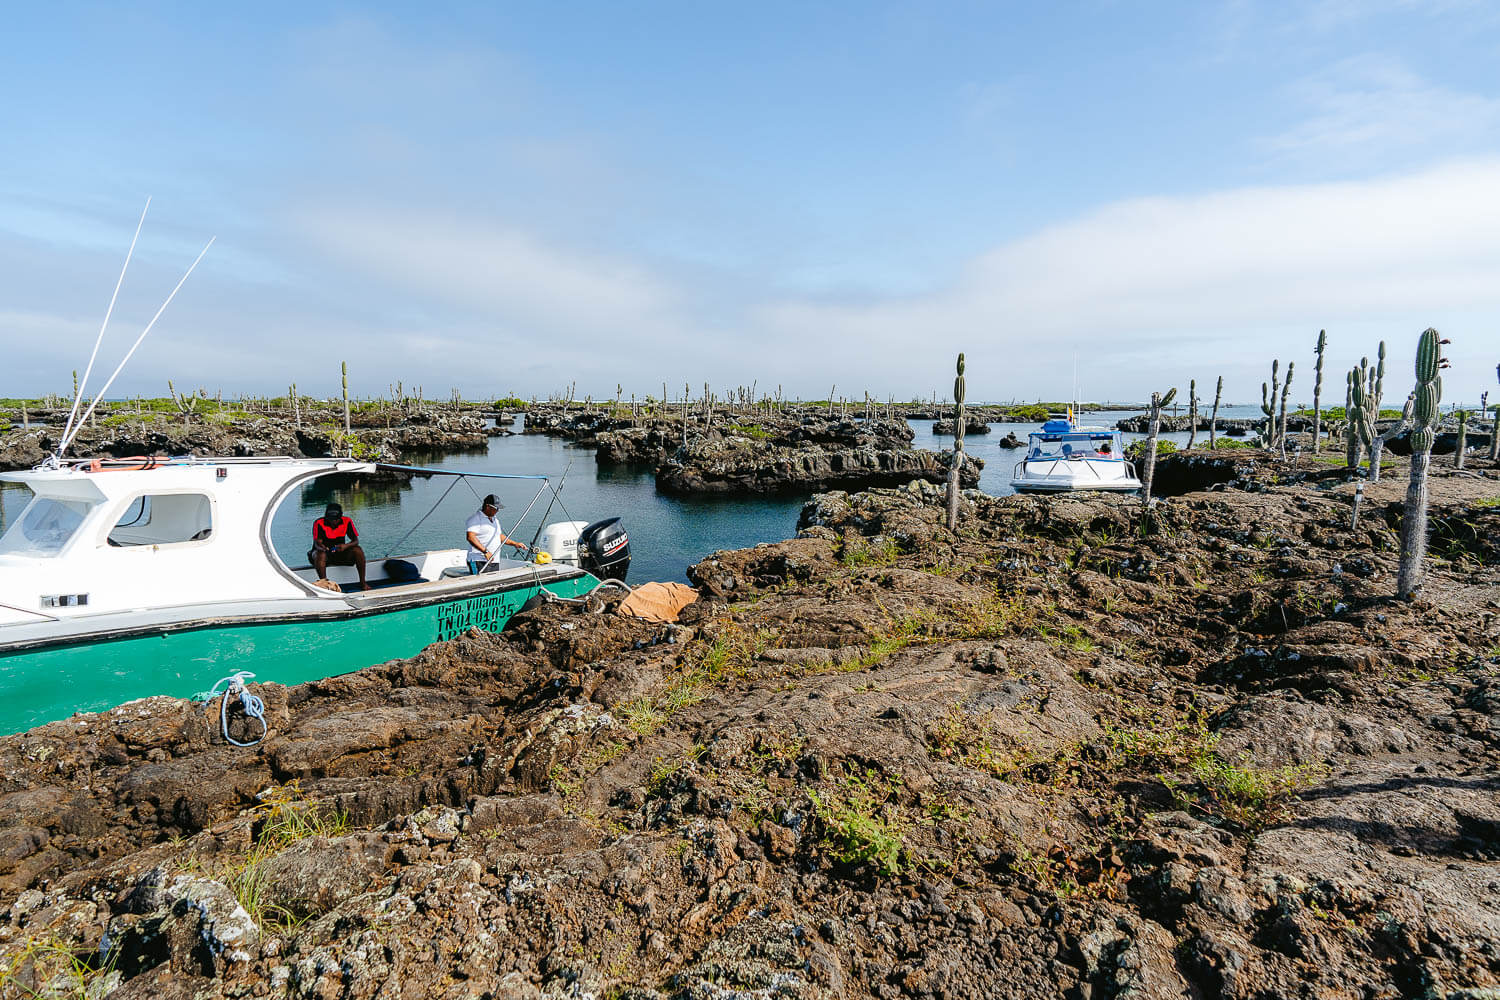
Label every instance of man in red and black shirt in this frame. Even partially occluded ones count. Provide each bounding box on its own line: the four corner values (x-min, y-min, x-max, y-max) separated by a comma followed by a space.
309, 501, 369, 590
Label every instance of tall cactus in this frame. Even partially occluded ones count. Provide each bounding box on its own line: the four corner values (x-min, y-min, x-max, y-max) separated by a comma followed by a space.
167, 379, 206, 428
341, 361, 351, 446
947, 353, 966, 530
1397, 329, 1449, 599
1345, 343, 1386, 470
1312, 330, 1327, 453
1141, 387, 1177, 500
1209, 375, 1223, 448
1187, 379, 1198, 450
1278, 361, 1294, 457
1492, 363, 1500, 462
1455, 410, 1469, 469
1348, 361, 1373, 469
1260, 360, 1280, 449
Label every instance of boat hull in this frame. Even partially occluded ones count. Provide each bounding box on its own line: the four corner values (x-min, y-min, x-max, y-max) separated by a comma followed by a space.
0, 571, 598, 736
1009, 479, 1143, 493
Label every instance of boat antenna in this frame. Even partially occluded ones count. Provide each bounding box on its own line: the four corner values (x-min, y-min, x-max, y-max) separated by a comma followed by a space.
1071, 349, 1078, 425
527, 458, 574, 552
60, 197, 151, 451
57, 235, 216, 459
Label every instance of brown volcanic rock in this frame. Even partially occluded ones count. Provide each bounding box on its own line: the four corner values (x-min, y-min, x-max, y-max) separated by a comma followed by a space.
656, 438, 981, 496
0, 473, 1498, 997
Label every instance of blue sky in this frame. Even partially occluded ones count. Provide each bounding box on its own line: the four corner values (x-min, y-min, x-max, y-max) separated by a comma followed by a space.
3, 1, 1499, 404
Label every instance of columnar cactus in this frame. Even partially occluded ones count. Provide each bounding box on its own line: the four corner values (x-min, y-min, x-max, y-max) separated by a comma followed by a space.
1260, 360, 1280, 448
1187, 379, 1198, 450
1312, 330, 1327, 452
1348, 362, 1373, 468
947, 353, 966, 530
1455, 410, 1469, 469
167, 379, 206, 428
1141, 387, 1177, 500
1490, 393, 1499, 463
290, 382, 301, 430
1345, 343, 1386, 470
1209, 375, 1223, 448
1397, 328, 1449, 599
341, 361, 351, 445
1278, 361, 1294, 457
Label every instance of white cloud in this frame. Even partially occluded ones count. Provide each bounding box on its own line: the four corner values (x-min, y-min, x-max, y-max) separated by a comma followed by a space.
1266, 55, 1500, 165
750, 159, 1500, 401
294, 207, 682, 336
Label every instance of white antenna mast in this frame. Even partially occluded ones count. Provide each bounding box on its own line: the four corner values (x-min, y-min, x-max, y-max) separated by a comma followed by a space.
57, 236, 216, 459
60, 197, 151, 448
1072, 349, 1079, 421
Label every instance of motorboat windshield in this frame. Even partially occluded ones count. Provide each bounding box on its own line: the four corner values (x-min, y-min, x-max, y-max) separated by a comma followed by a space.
1026, 421, 1124, 462
0, 493, 97, 558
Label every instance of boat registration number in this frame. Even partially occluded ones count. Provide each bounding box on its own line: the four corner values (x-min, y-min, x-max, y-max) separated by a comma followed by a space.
435, 592, 522, 641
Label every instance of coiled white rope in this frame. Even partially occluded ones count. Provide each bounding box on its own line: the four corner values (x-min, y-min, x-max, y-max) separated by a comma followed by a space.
203, 670, 267, 748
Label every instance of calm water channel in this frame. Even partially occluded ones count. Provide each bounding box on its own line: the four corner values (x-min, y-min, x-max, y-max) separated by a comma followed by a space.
1, 406, 1268, 583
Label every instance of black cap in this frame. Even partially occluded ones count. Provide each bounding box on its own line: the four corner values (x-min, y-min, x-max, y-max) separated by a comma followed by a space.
482, 494, 503, 509
325, 502, 343, 517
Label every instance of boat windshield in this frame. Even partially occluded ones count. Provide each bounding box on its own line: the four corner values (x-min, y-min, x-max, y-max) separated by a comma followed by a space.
1027, 434, 1120, 461
0, 495, 96, 557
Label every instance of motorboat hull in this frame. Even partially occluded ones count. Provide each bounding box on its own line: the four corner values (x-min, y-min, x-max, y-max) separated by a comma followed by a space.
1010, 478, 1142, 493
0, 567, 597, 735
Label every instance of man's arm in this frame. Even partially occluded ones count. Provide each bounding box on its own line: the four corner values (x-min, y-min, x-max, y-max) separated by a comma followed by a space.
467, 530, 492, 560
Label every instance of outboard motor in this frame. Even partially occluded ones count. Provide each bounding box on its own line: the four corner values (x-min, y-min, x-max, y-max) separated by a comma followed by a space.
535, 520, 589, 566
579, 517, 630, 581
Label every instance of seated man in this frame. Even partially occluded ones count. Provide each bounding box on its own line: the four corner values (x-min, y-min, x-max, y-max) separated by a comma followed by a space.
309, 501, 368, 590
466, 493, 528, 573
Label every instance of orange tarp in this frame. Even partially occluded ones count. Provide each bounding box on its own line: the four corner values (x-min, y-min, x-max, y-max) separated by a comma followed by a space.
617, 582, 699, 623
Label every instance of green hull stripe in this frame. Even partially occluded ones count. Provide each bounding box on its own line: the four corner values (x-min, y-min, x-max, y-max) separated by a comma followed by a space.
0, 575, 597, 736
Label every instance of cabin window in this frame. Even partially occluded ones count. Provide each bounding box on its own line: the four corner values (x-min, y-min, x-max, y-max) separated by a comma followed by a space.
0, 496, 95, 557
108, 493, 214, 547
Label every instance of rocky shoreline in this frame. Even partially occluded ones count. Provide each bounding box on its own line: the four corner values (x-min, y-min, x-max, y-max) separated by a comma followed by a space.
0, 451, 1497, 997
0, 405, 494, 472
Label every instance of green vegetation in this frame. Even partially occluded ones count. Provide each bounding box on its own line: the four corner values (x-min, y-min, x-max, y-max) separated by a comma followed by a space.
727, 422, 774, 440
839, 537, 899, 568
1126, 438, 1177, 462
1298, 406, 1403, 421
0, 934, 116, 999
1004, 403, 1051, 422
214, 781, 348, 929
809, 769, 910, 875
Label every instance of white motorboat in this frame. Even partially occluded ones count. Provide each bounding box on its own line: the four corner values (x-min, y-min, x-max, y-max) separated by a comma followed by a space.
1009, 419, 1142, 493
0, 455, 631, 735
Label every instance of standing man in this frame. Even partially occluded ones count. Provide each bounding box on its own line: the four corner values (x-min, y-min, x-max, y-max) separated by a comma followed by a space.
466, 494, 528, 573
309, 501, 369, 590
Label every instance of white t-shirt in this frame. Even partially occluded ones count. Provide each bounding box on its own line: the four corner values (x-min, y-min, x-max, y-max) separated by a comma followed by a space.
465, 510, 503, 560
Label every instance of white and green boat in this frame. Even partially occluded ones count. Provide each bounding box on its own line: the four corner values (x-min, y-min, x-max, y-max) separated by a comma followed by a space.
0, 455, 630, 735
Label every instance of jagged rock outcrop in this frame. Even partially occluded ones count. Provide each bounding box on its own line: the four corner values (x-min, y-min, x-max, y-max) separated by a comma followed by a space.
657, 439, 981, 496
931, 417, 991, 435
0, 412, 490, 471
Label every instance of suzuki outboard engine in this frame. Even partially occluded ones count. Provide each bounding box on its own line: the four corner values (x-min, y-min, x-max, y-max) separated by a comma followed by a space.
535, 520, 589, 566
579, 517, 630, 581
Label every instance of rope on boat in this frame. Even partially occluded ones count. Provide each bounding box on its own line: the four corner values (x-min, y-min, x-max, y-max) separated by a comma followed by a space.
539, 577, 633, 614
203, 670, 267, 748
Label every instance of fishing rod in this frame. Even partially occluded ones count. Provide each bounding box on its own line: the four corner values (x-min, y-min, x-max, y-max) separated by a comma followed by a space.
527, 458, 574, 552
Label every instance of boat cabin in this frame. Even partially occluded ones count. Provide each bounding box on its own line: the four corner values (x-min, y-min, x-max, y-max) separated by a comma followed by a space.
0, 457, 484, 627
1026, 420, 1124, 462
